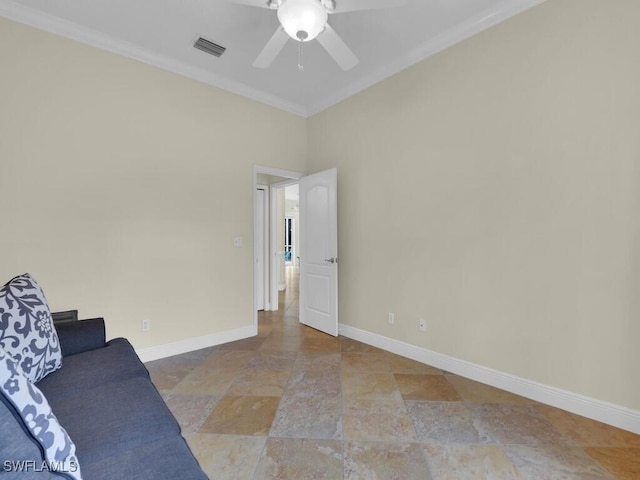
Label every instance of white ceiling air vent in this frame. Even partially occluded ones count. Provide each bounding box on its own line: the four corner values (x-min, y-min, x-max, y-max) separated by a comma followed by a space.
194, 37, 226, 57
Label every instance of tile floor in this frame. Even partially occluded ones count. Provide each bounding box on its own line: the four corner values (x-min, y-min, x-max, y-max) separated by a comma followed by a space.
146, 269, 640, 479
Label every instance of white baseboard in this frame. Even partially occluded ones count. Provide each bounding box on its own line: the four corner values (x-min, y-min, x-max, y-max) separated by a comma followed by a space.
339, 324, 640, 435
136, 325, 256, 363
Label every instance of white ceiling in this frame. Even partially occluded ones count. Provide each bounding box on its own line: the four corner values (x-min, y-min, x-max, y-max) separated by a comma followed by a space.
0, 0, 543, 117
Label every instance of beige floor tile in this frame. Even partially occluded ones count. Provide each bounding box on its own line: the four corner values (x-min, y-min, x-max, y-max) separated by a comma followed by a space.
584, 447, 640, 480
424, 444, 522, 480
146, 361, 195, 390
343, 398, 416, 442
502, 445, 614, 479
270, 325, 306, 338
284, 369, 341, 397
340, 338, 386, 353
172, 367, 242, 395
200, 350, 256, 370
342, 371, 401, 400
216, 336, 266, 351
303, 327, 334, 339
345, 441, 431, 480
470, 404, 574, 446
292, 352, 342, 373
301, 337, 341, 353
258, 323, 274, 336
536, 405, 640, 447
278, 315, 302, 326
199, 395, 280, 435
164, 393, 219, 434
244, 351, 297, 371
186, 433, 266, 480
258, 337, 303, 353
342, 352, 391, 372
395, 373, 461, 401
406, 401, 490, 444
388, 354, 442, 374
446, 374, 530, 403
254, 438, 342, 480
270, 395, 342, 439
225, 369, 290, 396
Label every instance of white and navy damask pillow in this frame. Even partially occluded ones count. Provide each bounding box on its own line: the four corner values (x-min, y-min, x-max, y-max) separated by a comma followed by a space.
0, 346, 82, 479
0, 273, 62, 383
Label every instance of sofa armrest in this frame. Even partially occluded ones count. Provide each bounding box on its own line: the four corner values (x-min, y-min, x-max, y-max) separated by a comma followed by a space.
55, 318, 106, 357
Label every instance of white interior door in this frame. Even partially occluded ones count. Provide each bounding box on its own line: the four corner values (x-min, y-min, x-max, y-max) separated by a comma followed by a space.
299, 168, 338, 336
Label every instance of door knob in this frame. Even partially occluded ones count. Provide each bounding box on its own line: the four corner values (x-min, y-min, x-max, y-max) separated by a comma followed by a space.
324, 258, 336, 264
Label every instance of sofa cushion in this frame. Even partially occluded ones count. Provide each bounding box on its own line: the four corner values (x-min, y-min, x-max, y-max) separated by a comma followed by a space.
37, 338, 149, 401
0, 273, 62, 383
48, 377, 180, 467
82, 436, 207, 480
0, 346, 81, 480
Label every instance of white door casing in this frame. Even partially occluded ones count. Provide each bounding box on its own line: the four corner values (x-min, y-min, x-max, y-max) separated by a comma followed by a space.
253, 166, 303, 329
255, 186, 268, 311
299, 168, 338, 336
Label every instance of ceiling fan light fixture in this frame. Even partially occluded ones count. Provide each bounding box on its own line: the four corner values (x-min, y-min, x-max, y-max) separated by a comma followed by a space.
277, 0, 328, 42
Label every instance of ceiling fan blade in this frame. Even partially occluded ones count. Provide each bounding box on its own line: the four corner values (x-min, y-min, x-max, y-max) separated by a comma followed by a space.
331, 0, 406, 14
317, 23, 358, 71
253, 26, 290, 68
224, 0, 273, 8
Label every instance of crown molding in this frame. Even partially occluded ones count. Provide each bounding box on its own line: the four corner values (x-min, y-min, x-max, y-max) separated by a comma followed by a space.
306, 0, 547, 116
1, 0, 545, 119
0, 0, 309, 117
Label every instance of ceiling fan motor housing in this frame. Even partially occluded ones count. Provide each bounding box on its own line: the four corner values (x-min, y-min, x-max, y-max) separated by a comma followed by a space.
277, 0, 329, 42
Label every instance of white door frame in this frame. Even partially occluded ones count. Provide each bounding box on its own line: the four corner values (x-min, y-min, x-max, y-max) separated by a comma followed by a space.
255, 185, 269, 311
253, 166, 303, 330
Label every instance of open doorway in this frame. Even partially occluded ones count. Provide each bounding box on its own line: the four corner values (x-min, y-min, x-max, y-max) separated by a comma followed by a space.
253, 166, 303, 330
272, 183, 300, 302
254, 166, 339, 337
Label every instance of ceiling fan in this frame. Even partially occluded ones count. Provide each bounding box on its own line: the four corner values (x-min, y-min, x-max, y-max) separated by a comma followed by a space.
227, 0, 406, 70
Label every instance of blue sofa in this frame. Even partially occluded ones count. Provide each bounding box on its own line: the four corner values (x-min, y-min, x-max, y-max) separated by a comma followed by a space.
1, 318, 208, 480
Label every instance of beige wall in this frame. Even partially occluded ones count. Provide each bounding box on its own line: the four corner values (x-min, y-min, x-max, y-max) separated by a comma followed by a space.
0, 17, 306, 348
308, 0, 640, 410
2, 0, 640, 412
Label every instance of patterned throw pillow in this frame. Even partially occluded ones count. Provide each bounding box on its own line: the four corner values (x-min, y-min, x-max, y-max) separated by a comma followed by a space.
0, 273, 62, 383
0, 346, 82, 479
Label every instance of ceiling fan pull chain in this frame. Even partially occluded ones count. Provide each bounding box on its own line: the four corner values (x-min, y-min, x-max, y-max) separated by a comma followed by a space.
298, 41, 304, 71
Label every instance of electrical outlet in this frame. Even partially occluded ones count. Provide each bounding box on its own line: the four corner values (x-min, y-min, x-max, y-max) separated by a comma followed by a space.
142, 319, 150, 332
388, 312, 395, 325
419, 318, 426, 332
